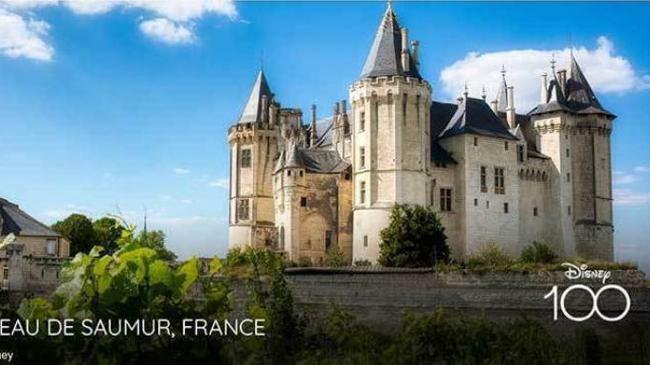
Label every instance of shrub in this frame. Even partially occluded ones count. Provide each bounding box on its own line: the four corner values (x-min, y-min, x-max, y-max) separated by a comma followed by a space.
467, 242, 513, 270
378, 204, 449, 268
354, 259, 372, 267
325, 246, 347, 267
521, 241, 558, 264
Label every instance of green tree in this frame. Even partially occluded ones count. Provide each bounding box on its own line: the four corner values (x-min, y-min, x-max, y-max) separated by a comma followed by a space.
51, 213, 96, 255
378, 204, 449, 268
134, 230, 177, 261
92, 216, 124, 253
16, 223, 230, 364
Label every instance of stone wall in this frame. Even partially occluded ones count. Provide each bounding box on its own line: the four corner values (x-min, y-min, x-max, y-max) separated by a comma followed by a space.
281, 268, 650, 335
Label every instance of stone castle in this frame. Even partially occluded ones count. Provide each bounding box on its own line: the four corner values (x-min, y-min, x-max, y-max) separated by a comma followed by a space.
228, 5, 615, 264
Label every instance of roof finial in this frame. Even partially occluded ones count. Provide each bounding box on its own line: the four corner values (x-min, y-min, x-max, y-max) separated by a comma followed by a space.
481, 85, 487, 101
550, 53, 556, 72
387, 0, 393, 11
463, 82, 469, 97
500, 64, 506, 80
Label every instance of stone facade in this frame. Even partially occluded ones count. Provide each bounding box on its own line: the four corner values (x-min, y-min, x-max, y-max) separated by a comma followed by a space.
228, 5, 615, 264
0, 198, 70, 299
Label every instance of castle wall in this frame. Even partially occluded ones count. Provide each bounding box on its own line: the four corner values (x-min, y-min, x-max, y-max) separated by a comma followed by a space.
518, 157, 557, 250
428, 161, 460, 257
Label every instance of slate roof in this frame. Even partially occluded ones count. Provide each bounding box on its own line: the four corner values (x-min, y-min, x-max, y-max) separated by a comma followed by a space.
437, 97, 517, 141
360, 5, 421, 79
529, 55, 615, 118
238, 70, 273, 124
275, 144, 350, 174
0, 198, 60, 237
305, 117, 334, 148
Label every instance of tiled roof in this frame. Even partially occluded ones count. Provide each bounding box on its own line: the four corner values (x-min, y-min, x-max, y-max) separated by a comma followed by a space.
360, 5, 421, 79
238, 70, 273, 124
0, 198, 60, 237
437, 97, 517, 141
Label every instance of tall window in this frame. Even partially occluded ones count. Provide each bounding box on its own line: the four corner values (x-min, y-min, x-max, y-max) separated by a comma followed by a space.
504, 141, 509, 151
517, 145, 525, 163
241, 149, 251, 168
360, 147, 366, 168
359, 111, 366, 132
325, 230, 332, 249
2, 266, 7, 280
440, 188, 452, 212
46, 239, 56, 256
237, 199, 250, 220
360, 181, 366, 204
300, 197, 307, 207
504, 202, 509, 214
494, 167, 505, 194
480, 166, 487, 192
363, 235, 368, 247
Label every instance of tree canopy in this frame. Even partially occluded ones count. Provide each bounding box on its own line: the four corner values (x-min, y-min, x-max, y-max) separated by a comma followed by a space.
378, 204, 449, 268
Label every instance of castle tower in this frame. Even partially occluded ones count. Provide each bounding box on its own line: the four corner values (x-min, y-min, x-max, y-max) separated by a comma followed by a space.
529, 55, 615, 260
350, 4, 432, 262
228, 70, 280, 249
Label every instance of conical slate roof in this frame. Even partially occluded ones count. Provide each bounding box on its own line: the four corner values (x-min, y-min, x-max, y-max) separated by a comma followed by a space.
238, 70, 273, 124
529, 55, 614, 118
360, 5, 421, 79
564, 55, 613, 116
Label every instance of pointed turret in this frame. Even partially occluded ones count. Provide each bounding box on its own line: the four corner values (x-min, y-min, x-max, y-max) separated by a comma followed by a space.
496, 65, 508, 112
238, 70, 273, 124
360, 3, 421, 79
565, 54, 614, 117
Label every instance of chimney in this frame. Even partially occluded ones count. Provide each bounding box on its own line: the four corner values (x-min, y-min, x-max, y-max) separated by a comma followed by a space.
490, 99, 498, 114
401, 28, 410, 73
506, 86, 516, 128
310, 104, 318, 148
270, 102, 278, 125
261, 94, 269, 124
340, 100, 347, 115
540, 73, 548, 104
411, 40, 420, 70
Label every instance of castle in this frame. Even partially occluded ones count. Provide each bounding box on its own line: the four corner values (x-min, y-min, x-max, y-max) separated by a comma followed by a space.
228, 5, 615, 264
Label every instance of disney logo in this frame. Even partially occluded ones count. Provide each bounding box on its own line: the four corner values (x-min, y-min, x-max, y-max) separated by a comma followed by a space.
561, 263, 611, 284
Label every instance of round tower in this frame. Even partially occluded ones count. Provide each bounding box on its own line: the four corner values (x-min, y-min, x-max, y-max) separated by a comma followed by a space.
350, 5, 432, 263
228, 70, 280, 249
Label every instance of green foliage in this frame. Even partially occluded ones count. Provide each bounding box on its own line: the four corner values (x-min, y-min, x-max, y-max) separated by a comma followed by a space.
521, 241, 558, 264
378, 204, 449, 268
466, 242, 514, 270
324, 246, 346, 267
354, 259, 372, 267
92, 217, 124, 254
134, 230, 177, 261
16, 223, 229, 364
52, 213, 97, 255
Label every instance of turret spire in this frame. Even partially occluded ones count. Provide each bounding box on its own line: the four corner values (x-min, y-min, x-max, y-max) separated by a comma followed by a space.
238, 69, 273, 124
360, 4, 421, 79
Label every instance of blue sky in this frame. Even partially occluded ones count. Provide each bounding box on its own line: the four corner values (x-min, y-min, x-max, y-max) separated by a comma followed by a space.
1, 1, 649, 270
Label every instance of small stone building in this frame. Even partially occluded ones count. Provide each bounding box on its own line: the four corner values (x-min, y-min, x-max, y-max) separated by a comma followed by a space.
0, 198, 70, 297
228, 5, 615, 264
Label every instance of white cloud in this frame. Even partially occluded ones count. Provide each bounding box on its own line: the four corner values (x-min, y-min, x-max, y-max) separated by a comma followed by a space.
613, 174, 640, 186
139, 17, 194, 44
634, 165, 650, 173
180, 199, 192, 204
439, 36, 649, 110
0, 0, 237, 60
208, 178, 229, 189
43, 203, 92, 219
174, 167, 190, 175
614, 189, 650, 206
0, 8, 53, 61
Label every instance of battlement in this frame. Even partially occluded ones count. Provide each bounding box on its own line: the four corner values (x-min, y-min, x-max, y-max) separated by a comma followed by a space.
349, 75, 431, 94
